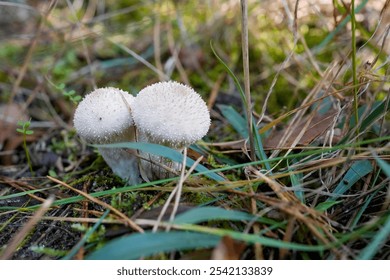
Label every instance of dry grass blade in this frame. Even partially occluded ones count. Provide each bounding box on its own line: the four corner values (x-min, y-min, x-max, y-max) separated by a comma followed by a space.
152, 151, 203, 232
167, 147, 188, 229
240, 0, 255, 161
246, 166, 298, 202
46, 176, 144, 233
0, 195, 55, 260
228, 186, 337, 252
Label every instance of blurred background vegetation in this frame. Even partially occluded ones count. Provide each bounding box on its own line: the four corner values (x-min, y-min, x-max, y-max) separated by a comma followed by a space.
0, 0, 389, 260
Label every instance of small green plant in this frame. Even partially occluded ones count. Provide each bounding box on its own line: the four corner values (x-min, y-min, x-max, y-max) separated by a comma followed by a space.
56, 83, 81, 104
46, 77, 81, 104
16, 119, 34, 175
55, 83, 81, 104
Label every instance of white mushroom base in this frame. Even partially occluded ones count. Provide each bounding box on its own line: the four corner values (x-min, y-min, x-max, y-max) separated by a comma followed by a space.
98, 147, 141, 185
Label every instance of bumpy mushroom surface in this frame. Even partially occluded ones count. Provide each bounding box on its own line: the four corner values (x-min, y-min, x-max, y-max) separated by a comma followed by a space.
132, 81, 210, 148
73, 87, 141, 184
131, 81, 210, 180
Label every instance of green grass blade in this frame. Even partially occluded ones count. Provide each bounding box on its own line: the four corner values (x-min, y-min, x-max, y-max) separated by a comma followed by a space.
95, 142, 225, 182
350, 186, 381, 229
218, 104, 248, 138
340, 101, 389, 143
0, 186, 57, 201
177, 224, 328, 252
173, 206, 278, 225
357, 215, 390, 260
253, 124, 272, 172
352, 101, 386, 131
326, 160, 373, 202
210, 41, 247, 106
288, 161, 304, 203
315, 201, 342, 212
374, 154, 390, 178
174, 206, 254, 224
217, 105, 270, 170
86, 231, 221, 260
62, 209, 110, 260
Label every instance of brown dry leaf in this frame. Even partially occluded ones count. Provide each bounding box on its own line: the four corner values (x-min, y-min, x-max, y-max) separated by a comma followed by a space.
211, 235, 246, 260
264, 109, 339, 149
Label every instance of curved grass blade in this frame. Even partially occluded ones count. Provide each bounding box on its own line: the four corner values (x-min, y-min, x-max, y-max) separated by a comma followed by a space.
174, 206, 273, 225
176, 224, 328, 252
374, 154, 390, 178
210, 41, 247, 106
253, 123, 271, 172
315, 201, 342, 212
357, 215, 390, 260
350, 186, 381, 230
340, 101, 389, 143
218, 104, 248, 138
95, 142, 225, 182
326, 160, 373, 202
217, 105, 271, 171
86, 231, 220, 260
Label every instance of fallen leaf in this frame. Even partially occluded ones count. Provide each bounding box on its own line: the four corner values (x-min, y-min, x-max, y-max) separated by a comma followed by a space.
211, 235, 246, 260
264, 109, 339, 149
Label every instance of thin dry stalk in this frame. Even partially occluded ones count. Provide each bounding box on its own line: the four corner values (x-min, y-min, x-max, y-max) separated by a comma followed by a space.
240, 0, 256, 161
227, 188, 335, 246
249, 185, 264, 260
257, 0, 300, 127
152, 153, 203, 232
167, 148, 188, 230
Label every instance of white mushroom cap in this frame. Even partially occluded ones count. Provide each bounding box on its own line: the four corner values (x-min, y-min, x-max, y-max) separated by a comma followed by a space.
132, 81, 210, 148
73, 87, 141, 185
73, 87, 135, 144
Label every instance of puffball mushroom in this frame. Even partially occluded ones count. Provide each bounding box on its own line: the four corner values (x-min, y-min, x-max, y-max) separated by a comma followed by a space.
73, 87, 141, 184
131, 81, 210, 180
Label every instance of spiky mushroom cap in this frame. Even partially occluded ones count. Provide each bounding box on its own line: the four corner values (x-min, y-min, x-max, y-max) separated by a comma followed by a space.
132, 81, 210, 148
73, 87, 135, 144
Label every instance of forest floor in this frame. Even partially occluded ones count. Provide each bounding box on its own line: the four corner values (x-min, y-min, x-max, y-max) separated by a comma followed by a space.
0, 0, 389, 260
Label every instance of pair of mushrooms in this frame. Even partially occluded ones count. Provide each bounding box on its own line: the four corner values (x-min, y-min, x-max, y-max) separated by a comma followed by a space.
73, 81, 210, 184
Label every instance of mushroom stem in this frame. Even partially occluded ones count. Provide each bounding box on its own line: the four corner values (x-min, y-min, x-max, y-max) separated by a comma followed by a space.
98, 147, 140, 185
136, 131, 182, 181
